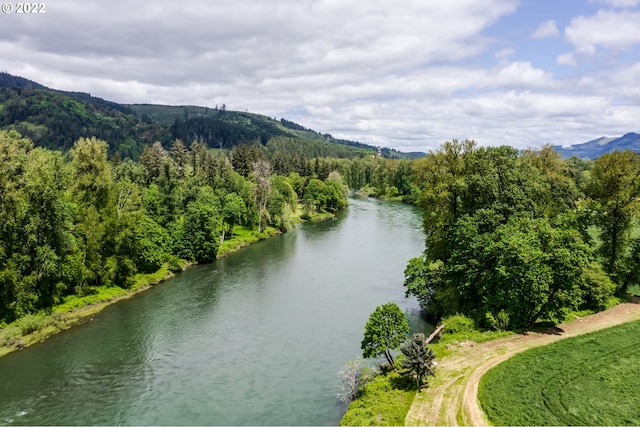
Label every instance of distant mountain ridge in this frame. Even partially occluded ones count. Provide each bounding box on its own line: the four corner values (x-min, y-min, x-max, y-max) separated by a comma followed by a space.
553, 133, 640, 159
0, 72, 422, 159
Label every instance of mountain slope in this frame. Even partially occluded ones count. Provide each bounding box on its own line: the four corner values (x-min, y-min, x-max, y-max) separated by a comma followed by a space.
1, 73, 422, 159
0, 86, 166, 157
553, 133, 640, 159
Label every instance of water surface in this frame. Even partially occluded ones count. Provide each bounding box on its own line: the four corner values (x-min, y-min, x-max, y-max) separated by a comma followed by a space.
0, 196, 430, 425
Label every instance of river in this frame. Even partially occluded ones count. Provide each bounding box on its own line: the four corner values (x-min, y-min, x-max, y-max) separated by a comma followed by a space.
0, 196, 431, 425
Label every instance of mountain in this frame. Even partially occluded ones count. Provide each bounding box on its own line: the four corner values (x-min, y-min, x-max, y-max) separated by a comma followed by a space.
0, 73, 423, 159
128, 104, 422, 159
553, 133, 640, 159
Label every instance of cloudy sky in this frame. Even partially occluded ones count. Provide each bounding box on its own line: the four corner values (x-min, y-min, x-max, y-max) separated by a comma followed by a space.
2, 0, 640, 152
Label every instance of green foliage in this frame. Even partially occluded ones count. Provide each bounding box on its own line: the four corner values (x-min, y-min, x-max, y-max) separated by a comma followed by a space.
0, 123, 358, 328
135, 215, 170, 273
440, 313, 475, 336
339, 368, 416, 427
479, 320, 640, 426
179, 188, 222, 263
400, 333, 436, 389
406, 141, 622, 331
361, 303, 410, 369
0, 87, 164, 157
222, 192, 247, 239
587, 150, 640, 291
581, 262, 617, 309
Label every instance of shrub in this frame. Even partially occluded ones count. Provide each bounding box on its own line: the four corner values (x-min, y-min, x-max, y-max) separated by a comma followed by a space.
440, 313, 475, 336
16, 313, 45, 335
485, 310, 510, 331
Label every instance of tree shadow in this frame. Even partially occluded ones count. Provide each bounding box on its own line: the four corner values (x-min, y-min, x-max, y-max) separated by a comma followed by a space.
527, 321, 565, 335
388, 370, 418, 392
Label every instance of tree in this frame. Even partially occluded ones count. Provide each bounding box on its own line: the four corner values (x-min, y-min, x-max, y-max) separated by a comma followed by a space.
252, 160, 271, 232
180, 187, 222, 263
70, 137, 112, 210
336, 357, 373, 403
139, 141, 167, 184
171, 138, 188, 179
587, 150, 640, 290
400, 333, 436, 389
361, 302, 410, 369
222, 192, 247, 241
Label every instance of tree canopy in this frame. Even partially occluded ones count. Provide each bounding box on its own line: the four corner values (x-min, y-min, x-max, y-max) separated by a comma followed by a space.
361, 302, 410, 369
405, 141, 625, 330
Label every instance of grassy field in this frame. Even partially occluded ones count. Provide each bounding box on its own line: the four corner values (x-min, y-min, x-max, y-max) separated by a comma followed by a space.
340, 368, 417, 426
479, 319, 640, 426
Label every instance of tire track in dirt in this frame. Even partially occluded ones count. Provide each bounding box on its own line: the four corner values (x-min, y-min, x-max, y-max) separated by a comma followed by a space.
405, 302, 640, 426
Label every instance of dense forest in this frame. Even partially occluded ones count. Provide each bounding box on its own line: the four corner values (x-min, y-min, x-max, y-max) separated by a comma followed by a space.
0, 128, 418, 324
404, 140, 640, 330
0, 75, 419, 162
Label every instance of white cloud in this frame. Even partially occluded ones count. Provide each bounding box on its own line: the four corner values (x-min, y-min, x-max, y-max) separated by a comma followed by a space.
565, 10, 640, 53
588, 0, 640, 7
494, 62, 553, 88
1, 0, 639, 152
532, 20, 560, 39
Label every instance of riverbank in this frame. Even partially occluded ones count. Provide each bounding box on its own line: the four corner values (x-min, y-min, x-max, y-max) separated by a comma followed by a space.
0, 264, 179, 358
0, 211, 337, 359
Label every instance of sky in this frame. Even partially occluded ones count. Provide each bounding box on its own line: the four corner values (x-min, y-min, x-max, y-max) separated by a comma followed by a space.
2, 0, 640, 152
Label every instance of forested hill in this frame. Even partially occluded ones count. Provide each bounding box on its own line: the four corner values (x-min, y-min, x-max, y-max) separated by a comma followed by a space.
553, 133, 640, 159
128, 104, 420, 159
0, 72, 421, 159
0, 73, 168, 157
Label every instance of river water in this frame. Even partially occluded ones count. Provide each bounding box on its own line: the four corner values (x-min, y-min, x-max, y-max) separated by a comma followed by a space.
0, 196, 431, 425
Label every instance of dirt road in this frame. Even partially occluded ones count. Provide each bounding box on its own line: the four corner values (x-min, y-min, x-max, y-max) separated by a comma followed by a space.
405, 301, 640, 426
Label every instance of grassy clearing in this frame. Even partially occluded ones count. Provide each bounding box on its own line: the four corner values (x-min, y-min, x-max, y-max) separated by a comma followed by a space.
340, 368, 417, 426
479, 319, 640, 426
217, 226, 280, 258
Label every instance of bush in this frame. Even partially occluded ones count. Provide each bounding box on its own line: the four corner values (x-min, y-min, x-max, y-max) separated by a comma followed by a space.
166, 255, 185, 273
440, 313, 475, 336
581, 262, 616, 309
1, 325, 20, 347
16, 313, 46, 335
485, 310, 510, 331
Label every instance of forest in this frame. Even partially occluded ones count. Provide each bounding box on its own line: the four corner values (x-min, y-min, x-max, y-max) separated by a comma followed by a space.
0, 81, 418, 161
0, 128, 418, 325
404, 140, 640, 331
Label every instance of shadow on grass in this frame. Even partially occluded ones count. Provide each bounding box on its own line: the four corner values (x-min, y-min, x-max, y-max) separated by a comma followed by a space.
388, 369, 419, 392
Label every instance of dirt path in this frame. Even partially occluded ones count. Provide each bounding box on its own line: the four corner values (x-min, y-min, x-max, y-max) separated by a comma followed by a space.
405, 301, 640, 426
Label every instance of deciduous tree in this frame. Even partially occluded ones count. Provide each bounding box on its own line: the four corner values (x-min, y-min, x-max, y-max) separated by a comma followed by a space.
361, 302, 409, 369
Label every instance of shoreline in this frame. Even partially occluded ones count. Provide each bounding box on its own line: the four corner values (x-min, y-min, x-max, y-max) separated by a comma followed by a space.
0, 211, 336, 359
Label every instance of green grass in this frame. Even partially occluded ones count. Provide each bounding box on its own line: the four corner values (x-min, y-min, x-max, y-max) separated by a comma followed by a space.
217, 226, 280, 257
340, 369, 417, 426
0, 262, 180, 358
479, 319, 640, 426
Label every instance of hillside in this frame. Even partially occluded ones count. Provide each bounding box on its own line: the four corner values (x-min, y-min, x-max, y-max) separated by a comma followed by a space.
554, 132, 640, 159
128, 103, 420, 159
0, 72, 420, 159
